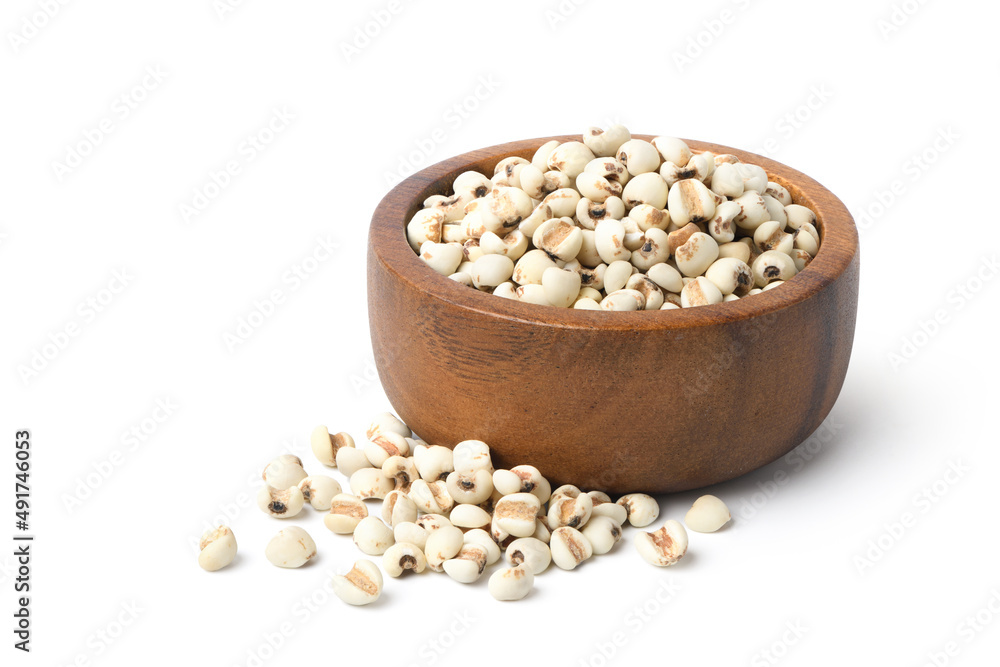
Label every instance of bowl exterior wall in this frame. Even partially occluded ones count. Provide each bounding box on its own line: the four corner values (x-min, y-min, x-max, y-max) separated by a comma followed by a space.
369, 244, 857, 493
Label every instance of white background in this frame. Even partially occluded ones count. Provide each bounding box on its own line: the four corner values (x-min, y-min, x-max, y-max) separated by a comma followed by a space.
2, 0, 998, 665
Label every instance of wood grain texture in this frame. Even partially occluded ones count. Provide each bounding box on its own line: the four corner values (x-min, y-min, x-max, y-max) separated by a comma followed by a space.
368, 135, 860, 493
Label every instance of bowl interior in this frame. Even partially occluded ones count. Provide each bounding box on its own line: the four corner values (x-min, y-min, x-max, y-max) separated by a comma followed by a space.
372, 135, 858, 331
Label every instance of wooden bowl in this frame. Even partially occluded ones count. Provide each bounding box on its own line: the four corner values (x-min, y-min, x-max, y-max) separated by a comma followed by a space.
368, 135, 859, 493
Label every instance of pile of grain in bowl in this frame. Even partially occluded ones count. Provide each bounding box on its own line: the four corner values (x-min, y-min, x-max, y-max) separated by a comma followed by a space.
406, 125, 820, 310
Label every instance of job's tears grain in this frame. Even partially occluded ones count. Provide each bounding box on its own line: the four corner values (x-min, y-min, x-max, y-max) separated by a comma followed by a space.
407, 124, 821, 310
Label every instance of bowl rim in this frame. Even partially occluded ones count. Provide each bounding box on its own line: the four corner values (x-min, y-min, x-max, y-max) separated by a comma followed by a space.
370, 134, 859, 331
